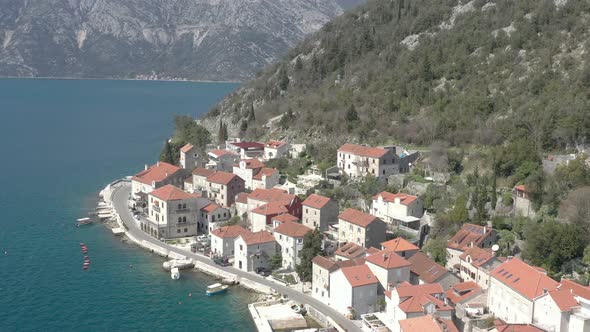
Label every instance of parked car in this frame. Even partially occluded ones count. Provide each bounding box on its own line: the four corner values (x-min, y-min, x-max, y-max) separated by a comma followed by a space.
255, 267, 271, 276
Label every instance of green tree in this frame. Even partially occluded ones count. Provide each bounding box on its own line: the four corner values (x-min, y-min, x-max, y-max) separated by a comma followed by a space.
296, 230, 324, 282
248, 103, 256, 122
269, 253, 283, 270
345, 104, 359, 131
173, 115, 211, 149
278, 66, 290, 91
218, 119, 228, 145
449, 195, 469, 223
159, 140, 175, 165
423, 237, 447, 266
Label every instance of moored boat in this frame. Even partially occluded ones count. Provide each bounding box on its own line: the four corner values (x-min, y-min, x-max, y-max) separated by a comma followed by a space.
171, 267, 180, 280
76, 217, 93, 227
206, 283, 228, 296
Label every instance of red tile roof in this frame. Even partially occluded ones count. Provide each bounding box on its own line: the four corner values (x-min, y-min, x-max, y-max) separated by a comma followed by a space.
237, 158, 265, 169
495, 323, 544, 332
366, 250, 411, 269
207, 171, 240, 185
251, 202, 289, 216
192, 167, 216, 177
248, 188, 295, 203
235, 192, 249, 204
399, 315, 459, 332
338, 143, 390, 158
200, 203, 222, 214
336, 257, 366, 269
312, 256, 339, 272
230, 141, 264, 149
514, 184, 527, 192
180, 143, 194, 153
243, 231, 276, 245
211, 225, 252, 239
133, 161, 181, 185
447, 223, 495, 251
394, 283, 451, 313
407, 252, 449, 283
253, 167, 278, 180
381, 237, 419, 252
274, 221, 312, 238
547, 289, 579, 312
490, 258, 559, 301
335, 242, 366, 260
209, 149, 237, 157
149, 184, 196, 201
272, 213, 300, 223
444, 281, 482, 305
265, 140, 287, 148
559, 279, 590, 300
366, 247, 380, 255
338, 208, 380, 228
302, 194, 333, 209
339, 264, 379, 288
374, 191, 419, 205
459, 247, 495, 268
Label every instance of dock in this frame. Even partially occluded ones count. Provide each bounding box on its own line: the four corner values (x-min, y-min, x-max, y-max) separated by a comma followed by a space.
111, 227, 125, 236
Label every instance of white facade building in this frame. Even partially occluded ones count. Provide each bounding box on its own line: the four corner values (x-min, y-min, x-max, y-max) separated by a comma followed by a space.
273, 221, 312, 270
329, 264, 379, 317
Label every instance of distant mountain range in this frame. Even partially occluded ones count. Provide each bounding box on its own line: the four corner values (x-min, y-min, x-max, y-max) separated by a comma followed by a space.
0, 0, 363, 81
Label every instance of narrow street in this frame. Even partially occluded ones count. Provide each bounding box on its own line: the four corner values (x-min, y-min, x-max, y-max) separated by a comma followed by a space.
112, 183, 361, 332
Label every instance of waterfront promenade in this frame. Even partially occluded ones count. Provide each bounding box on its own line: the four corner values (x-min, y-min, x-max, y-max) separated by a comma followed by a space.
111, 183, 362, 332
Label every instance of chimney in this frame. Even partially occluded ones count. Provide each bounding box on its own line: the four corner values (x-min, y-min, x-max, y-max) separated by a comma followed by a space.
165, 171, 169, 177
157, 161, 160, 167
145, 164, 148, 170
507, 256, 514, 260
483, 226, 487, 233
470, 241, 474, 248
543, 288, 548, 294
383, 253, 388, 261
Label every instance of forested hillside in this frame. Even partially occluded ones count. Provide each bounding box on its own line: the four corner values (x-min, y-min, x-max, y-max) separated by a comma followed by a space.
205, 0, 590, 152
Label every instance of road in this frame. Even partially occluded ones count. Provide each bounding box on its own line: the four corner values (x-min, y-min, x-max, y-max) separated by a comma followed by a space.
112, 183, 361, 332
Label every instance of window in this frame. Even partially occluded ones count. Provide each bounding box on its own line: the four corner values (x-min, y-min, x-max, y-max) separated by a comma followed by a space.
178, 217, 182, 222
182, 203, 186, 209
183, 216, 186, 222
178, 204, 181, 209
184, 228, 188, 232
239, 245, 243, 251
177, 229, 181, 233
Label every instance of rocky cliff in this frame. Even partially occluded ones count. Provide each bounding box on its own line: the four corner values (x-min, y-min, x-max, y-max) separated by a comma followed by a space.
0, 0, 363, 81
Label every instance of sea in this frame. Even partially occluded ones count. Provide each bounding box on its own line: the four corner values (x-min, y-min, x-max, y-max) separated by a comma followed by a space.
0, 78, 258, 331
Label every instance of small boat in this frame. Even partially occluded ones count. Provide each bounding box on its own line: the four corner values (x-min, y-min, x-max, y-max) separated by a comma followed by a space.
79, 243, 85, 246
206, 283, 228, 296
171, 267, 180, 280
76, 218, 93, 227
82, 266, 88, 270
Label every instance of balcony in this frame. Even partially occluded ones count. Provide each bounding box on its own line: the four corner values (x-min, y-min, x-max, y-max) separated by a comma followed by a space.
210, 187, 220, 194
176, 208, 190, 213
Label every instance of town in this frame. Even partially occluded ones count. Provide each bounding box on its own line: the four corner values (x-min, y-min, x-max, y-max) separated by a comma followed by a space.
113, 137, 590, 332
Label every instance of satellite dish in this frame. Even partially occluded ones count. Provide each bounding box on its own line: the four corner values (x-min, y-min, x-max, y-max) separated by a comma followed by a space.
492, 244, 499, 252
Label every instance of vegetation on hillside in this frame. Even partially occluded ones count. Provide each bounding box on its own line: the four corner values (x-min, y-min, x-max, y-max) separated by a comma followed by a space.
210, 0, 589, 157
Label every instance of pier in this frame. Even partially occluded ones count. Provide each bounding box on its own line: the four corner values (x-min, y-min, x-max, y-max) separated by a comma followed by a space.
103, 180, 361, 332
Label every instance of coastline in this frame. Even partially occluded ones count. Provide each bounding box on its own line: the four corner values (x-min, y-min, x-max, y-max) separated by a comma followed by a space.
99, 179, 274, 296
0, 75, 243, 84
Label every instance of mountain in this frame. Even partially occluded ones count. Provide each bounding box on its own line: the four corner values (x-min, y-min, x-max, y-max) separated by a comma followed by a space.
0, 0, 364, 81
201, 0, 590, 154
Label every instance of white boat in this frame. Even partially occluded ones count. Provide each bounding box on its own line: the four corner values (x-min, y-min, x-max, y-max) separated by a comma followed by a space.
76, 217, 93, 226
206, 283, 228, 296
171, 267, 180, 280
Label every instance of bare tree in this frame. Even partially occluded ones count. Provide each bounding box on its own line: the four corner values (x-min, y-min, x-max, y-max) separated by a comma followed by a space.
559, 187, 590, 235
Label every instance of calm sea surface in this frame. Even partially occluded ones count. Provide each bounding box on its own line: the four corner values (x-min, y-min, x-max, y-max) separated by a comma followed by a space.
0, 79, 258, 331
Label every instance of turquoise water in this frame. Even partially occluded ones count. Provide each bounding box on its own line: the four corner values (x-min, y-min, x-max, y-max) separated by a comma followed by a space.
0, 79, 258, 331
